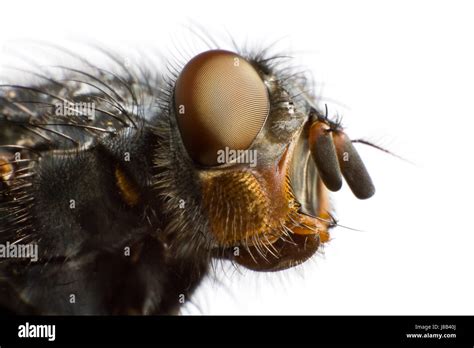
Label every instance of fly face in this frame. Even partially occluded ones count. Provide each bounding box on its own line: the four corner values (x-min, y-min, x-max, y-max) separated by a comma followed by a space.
169, 49, 375, 272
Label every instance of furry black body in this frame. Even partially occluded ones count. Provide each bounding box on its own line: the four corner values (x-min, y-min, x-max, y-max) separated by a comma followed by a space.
0, 59, 213, 314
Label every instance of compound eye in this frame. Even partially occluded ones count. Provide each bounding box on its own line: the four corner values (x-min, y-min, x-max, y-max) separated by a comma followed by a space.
174, 50, 270, 166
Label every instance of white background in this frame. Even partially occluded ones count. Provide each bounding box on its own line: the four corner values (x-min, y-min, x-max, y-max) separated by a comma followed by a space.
1, 0, 473, 315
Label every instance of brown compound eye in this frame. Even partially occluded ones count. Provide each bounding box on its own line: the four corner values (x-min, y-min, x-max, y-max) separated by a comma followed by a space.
174, 50, 270, 166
